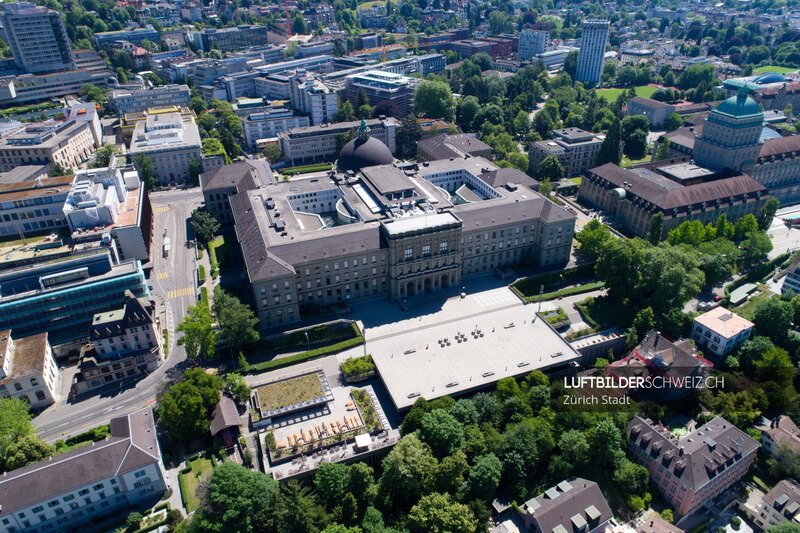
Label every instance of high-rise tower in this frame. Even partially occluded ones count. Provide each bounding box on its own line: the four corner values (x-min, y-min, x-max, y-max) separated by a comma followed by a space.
575, 20, 609, 84
0, 2, 75, 74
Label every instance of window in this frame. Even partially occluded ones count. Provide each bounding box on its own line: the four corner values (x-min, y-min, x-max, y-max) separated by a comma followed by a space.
134, 470, 147, 478
422, 244, 430, 256
93, 484, 103, 491
32, 506, 43, 513
440, 241, 448, 252
78, 489, 89, 496
63, 495, 74, 502
405, 248, 413, 260
30, 378, 38, 387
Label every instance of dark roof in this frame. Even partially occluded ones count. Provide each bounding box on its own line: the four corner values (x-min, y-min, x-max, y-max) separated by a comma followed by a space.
588, 163, 767, 210
759, 134, 800, 158
200, 160, 274, 193
91, 293, 155, 341
523, 477, 613, 533
636, 514, 683, 533
210, 394, 240, 436
630, 96, 672, 109
479, 167, 539, 190
627, 415, 759, 491
337, 136, 393, 172
454, 189, 575, 228
0, 408, 161, 516
416, 133, 492, 160
762, 479, 800, 521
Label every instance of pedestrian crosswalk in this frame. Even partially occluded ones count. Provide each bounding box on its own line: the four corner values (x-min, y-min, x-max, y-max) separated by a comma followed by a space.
168, 287, 194, 299
155, 272, 168, 280
154, 206, 171, 214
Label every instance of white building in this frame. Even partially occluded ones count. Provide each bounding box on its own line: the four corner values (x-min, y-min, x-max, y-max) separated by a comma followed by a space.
576, 20, 609, 84
108, 84, 191, 116
128, 112, 203, 184
748, 479, 800, 530
242, 106, 311, 149
0, 407, 167, 533
519, 29, 549, 60
691, 307, 754, 356
782, 257, 800, 297
290, 71, 338, 126
0, 330, 61, 409
757, 415, 800, 455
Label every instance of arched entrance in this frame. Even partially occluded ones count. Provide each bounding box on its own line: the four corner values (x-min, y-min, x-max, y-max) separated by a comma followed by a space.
406, 281, 415, 296
424, 278, 432, 292
441, 274, 449, 289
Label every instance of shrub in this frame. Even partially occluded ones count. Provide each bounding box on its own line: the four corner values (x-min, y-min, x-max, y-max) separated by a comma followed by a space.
340, 354, 376, 377
198, 265, 206, 283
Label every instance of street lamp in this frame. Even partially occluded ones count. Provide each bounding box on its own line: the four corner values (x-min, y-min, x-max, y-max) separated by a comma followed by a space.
305, 331, 310, 351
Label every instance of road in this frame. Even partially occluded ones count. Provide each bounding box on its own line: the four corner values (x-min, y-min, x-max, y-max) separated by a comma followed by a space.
33, 188, 203, 443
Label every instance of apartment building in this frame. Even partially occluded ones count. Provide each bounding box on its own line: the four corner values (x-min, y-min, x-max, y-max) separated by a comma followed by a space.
198, 25, 271, 53
0, 330, 61, 409
63, 168, 154, 262
748, 480, 800, 531
128, 113, 203, 184
344, 71, 414, 116
627, 416, 759, 515
576, 20, 609, 84
200, 160, 274, 226
278, 117, 400, 164
691, 307, 754, 357
579, 161, 768, 239
231, 142, 574, 327
518, 29, 549, 60
0, 408, 167, 533
108, 84, 191, 116
521, 478, 613, 533
291, 71, 338, 126
74, 293, 163, 395
0, 252, 149, 345
529, 128, 604, 179
757, 416, 800, 455
0, 2, 75, 74
0, 120, 97, 173
0, 175, 72, 238
242, 106, 310, 149
94, 26, 160, 47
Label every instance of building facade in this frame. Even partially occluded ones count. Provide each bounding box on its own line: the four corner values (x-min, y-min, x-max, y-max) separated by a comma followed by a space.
109, 84, 192, 116
691, 307, 754, 357
529, 128, 603, 179
200, 160, 274, 226
757, 416, 800, 455
0, 408, 167, 533
749, 480, 800, 531
75, 294, 163, 395
518, 29, 549, 60
579, 161, 768, 239
628, 97, 677, 128
0, 175, 72, 238
128, 112, 203, 184
0, 68, 110, 107
628, 416, 759, 515
278, 117, 400, 164
0, 120, 97, 173
344, 71, 414, 117
0, 2, 75, 74
231, 147, 574, 328
242, 107, 311, 149
94, 26, 160, 47
198, 26, 271, 53
0, 330, 61, 409
576, 20, 609, 84
290, 72, 338, 126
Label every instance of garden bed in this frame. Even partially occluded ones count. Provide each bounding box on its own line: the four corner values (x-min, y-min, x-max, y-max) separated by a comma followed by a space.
255, 374, 325, 412
341, 354, 377, 382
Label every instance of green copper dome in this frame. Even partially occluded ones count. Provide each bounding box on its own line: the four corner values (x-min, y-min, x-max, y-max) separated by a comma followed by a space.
713, 92, 763, 119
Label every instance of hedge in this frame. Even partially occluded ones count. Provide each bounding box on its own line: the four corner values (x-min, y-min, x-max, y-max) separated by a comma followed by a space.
725, 252, 791, 295
515, 281, 604, 303
200, 287, 209, 309
279, 163, 332, 175
512, 263, 596, 297
64, 424, 110, 447
575, 298, 599, 328
248, 324, 364, 374
198, 265, 206, 283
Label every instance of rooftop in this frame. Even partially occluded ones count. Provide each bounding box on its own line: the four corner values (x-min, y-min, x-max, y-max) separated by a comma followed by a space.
522, 477, 613, 533
693, 307, 754, 339
0, 331, 49, 385
371, 306, 581, 411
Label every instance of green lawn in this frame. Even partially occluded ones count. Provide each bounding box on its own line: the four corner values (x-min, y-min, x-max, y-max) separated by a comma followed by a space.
622, 153, 652, 167
256, 374, 325, 412
569, 177, 582, 185
754, 65, 798, 74
597, 85, 658, 101
575, 296, 632, 329
733, 284, 774, 320
178, 457, 214, 513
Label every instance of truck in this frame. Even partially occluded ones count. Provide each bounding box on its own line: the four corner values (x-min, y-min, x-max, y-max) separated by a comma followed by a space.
163, 237, 171, 258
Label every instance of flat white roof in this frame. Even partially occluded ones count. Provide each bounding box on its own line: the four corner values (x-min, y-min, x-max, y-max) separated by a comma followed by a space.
371, 305, 580, 411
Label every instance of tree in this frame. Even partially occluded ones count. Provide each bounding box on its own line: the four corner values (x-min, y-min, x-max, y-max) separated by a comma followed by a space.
177, 303, 216, 361
263, 144, 282, 163
472, 52, 493, 71
407, 492, 477, 533
292, 13, 308, 34
126, 512, 143, 530
414, 81, 455, 122
190, 209, 220, 244
466, 453, 502, 499
738, 336, 776, 367
93, 144, 116, 168
664, 112, 683, 132
563, 50, 578, 79
575, 219, 612, 257
4, 435, 53, 470
371, 99, 401, 118
355, 88, 370, 110
661, 509, 674, 523
188, 157, 203, 185
315, 462, 350, 510
157, 368, 223, 443
226, 373, 251, 405
624, 129, 648, 160
396, 114, 423, 158
757, 197, 780, 230
589, 419, 623, 468
213, 287, 260, 355
0, 398, 36, 460
333, 99, 356, 123
613, 458, 650, 492
539, 178, 552, 198
538, 155, 564, 182
133, 154, 156, 188
753, 298, 793, 343
755, 346, 794, 387
648, 212, 664, 244
419, 410, 464, 458
190, 462, 279, 532
633, 307, 655, 338
378, 434, 437, 510
596, 118, 621, 165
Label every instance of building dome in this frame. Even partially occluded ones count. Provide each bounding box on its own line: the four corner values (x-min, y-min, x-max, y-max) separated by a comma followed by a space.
713, 91, 763, 119
337, 120, 393, 171
754, 72, 788, 85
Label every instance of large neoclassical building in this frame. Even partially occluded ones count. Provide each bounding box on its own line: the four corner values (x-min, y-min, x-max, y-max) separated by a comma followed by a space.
230, 123, 575, 327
